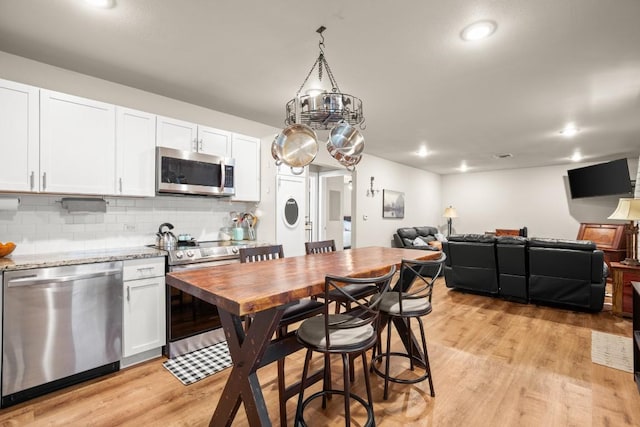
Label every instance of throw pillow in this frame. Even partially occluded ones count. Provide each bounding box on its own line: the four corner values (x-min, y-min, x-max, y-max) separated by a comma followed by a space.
413, 237, 429, 246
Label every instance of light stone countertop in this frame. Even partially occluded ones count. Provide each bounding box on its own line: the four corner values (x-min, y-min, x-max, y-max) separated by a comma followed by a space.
0, 246, 167, 272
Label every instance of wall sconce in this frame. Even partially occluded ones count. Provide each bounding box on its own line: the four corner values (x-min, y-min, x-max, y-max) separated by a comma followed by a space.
366, 176, 380, 197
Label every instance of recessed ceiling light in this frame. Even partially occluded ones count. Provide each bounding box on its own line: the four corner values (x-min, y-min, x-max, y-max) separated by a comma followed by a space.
417, 146, 428, 157
459, 162, 469, 172
461, 20, 497, 41
571, 151, 582, 162
560, 123, 579, 138
84, 0, 115, 8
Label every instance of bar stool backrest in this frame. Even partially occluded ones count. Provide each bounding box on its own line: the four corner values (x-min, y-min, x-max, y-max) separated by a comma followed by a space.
394, 253, 447, 313
321, 265, 396, 350
239, 245, 284, 263
305, 240, 337, 255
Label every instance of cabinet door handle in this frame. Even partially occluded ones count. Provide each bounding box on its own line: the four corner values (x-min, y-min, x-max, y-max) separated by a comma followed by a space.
42, 172, 47, 191
127, 285, 130, 301
30, 171, 35, 190
119, 178, 123, 193
199, 139, 203, 151
192, 138, 198, 152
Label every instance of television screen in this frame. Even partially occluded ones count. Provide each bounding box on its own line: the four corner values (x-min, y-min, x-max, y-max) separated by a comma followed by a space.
568, 158, 632, 199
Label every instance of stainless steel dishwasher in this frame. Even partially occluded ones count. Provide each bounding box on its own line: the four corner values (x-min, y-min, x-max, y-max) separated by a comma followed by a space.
2, 261, 123, 407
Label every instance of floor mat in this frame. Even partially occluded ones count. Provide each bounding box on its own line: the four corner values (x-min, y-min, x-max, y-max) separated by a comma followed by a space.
163, 341, 233, 385
591, 330, 633, 373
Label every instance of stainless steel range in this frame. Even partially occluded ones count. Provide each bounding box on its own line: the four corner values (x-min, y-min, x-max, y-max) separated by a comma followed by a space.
165, 240, 258, 358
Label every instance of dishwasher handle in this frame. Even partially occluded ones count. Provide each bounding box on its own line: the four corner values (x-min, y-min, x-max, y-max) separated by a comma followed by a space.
7, 269, 122, 288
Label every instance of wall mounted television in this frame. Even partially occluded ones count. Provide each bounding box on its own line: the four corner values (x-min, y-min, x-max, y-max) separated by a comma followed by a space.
567, 158, 633, 199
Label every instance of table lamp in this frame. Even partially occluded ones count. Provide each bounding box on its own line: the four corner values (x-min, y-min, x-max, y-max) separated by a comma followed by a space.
608, 198, 640, 266
443, 206, 458, 237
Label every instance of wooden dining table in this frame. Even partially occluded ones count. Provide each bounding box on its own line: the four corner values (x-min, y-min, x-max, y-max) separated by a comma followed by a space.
165, 246, 441, 427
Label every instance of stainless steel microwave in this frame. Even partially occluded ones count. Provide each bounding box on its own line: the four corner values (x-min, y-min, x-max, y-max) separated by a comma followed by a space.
156, 147, 235, 197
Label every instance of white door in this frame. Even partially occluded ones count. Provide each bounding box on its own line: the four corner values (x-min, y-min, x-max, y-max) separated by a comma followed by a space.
276, 174, 306, 257
320, 175, 345, 250
0, 79, 39, 192
116, 107, 156, 197
40, 90, 116, 195
123, 276, 166, 357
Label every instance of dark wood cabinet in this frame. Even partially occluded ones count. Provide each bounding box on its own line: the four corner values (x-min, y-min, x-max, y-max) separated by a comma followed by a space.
577, 223, 627, 276
611, 262, 640, 316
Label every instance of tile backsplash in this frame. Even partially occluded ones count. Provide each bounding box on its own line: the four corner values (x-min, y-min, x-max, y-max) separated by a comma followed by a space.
0, 194, 253, 256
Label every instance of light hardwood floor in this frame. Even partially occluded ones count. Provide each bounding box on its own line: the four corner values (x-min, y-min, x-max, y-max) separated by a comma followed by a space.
1, 278, 638, 426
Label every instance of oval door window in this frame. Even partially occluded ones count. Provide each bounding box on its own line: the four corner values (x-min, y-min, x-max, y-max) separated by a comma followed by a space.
283, 197, 300, 228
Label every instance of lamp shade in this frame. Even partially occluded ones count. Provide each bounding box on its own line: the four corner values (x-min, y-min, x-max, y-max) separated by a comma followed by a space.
608, 198, 640, 220
443, 206, 458, 218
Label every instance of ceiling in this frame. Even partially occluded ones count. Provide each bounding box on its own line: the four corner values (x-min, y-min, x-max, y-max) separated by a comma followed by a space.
1, 0, 639, 175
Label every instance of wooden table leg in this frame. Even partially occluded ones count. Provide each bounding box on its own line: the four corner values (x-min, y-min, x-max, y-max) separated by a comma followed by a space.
210, 308, 282, 427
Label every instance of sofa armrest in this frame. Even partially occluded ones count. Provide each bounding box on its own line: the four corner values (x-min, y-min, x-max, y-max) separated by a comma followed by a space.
442, 241, 451, 266
393, 233, 405, 248
591, 250, 605, 283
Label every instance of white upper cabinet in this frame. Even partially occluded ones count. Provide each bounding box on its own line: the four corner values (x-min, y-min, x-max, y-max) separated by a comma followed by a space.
156, 116, 231, 157
232, 133, 261, 202
0, 79, 39, 192
156, 116, 198, 152
116, 107, 156, 197
198, 125, 232, 157
40, 90, 116, 195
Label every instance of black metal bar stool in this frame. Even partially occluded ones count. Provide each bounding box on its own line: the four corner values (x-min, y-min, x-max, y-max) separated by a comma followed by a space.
305, 240, 379, 314
370, 253, 446, 400
294, 265, 396, 427
239, 245, 325, 427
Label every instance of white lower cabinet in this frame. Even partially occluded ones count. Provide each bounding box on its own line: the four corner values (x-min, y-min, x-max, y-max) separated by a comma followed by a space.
122, 258, 166, 365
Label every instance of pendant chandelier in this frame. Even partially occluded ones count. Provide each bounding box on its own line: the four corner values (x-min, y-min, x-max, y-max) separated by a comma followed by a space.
272, 26, 365, 174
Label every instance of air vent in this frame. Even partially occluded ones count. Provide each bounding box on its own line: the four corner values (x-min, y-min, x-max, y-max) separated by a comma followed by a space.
493, 153, 513, 159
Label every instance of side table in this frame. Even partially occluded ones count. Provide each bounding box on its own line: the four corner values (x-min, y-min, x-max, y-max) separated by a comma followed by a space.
611, 262, 640, 317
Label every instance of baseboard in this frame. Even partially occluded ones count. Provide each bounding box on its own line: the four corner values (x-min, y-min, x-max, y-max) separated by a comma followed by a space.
121, 347, 164, 368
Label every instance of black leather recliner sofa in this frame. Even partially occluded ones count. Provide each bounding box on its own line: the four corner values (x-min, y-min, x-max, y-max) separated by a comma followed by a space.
442, 235, 606, 311
393, 226, 440, 251
442, 234, 499, 294
496, 235, 528, 301
527, 238, 606, 311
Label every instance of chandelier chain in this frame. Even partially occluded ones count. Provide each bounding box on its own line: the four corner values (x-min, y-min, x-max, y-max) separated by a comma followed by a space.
321, 55, 340, 92
295, 55, 321, 97
294, 31, 341, 96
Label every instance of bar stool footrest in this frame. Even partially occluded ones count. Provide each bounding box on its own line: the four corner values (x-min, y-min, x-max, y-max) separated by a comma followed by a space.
371, 352, 431, 385
296, 389, 374, 427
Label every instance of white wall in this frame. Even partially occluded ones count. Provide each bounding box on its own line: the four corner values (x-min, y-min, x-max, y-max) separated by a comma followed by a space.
351, 154, 442, 247
0, 51, 277, 137
441, 158, 638, 239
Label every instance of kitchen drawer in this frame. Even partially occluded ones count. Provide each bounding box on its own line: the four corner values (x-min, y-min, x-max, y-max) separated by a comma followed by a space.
123, 257, 165, 281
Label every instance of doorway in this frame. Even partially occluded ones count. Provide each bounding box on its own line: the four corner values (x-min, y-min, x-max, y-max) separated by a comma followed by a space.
307, 165, 353, 250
